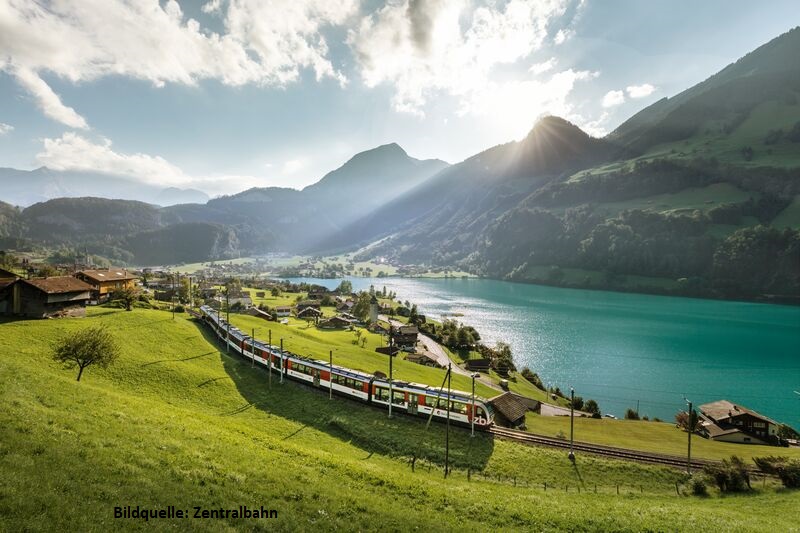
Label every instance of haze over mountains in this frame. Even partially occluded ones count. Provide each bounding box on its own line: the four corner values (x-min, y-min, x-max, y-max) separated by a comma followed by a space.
1, 28, 799, 299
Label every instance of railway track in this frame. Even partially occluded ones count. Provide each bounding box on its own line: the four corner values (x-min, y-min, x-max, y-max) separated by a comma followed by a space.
489, 426, 717, 471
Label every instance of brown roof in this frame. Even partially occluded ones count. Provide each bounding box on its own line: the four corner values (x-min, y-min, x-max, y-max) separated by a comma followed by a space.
77, 269, 138, 283
22, 277, 93, 294
0, 278, 15, 290
699, 399, 778, 426
489, 392, 528, 423
0, 267, 19, 279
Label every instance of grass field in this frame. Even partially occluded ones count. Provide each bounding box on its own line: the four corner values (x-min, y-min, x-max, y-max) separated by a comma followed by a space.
524, 414, 800, 463
2, 308, 799, 531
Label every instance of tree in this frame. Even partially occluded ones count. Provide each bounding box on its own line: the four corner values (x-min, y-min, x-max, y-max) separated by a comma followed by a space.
351, 292, 372, 321
111, 285, 138, 311
570, 396, 585, 411
675, 410, 699, 432
52, 326, 119, 382
337, 280, 352, 294
584, 399, 601, 418
271, 287, 281, 297
624, 408, 640, 420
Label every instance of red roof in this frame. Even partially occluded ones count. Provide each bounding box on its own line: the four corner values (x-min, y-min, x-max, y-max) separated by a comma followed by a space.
77, 269, 138, 283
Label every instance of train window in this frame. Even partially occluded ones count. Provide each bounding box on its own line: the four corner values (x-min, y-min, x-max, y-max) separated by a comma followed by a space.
392, 391, 405, 404
476, 407, 485, 418
375, 388, 389, 402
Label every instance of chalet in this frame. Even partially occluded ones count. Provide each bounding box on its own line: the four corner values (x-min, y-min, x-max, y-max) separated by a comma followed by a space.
75, 268, 138, 303
274, 306, 292, 317
0, 278, 14, 314
296, 300, 321, 311
698, 400, 779, 445
246, 307, 273, 321
337, 300, 354, 312
296, 307, 323, 320
338, 312, 359, 323
1, 277, 93, 318
404, 352, 440, 367
0, 267, 19, 279
488, 392, 529, 428
229, 295, 253, 309
318, 316, 351, 329
390, 325, 419, 350
465, 358, 491, 372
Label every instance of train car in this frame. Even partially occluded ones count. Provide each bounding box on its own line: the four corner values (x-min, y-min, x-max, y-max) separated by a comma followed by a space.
196, 305, 493, 427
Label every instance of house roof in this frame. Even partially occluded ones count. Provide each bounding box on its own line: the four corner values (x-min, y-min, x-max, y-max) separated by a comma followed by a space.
488, 392, 528, 423
0, 267, 19, 279
699, 399, 778, 426
77, 269, 138, 283
297, 307, 323, 316
275, 306, 292, 311
22, 276, 93, 295
396, 325, 418, 335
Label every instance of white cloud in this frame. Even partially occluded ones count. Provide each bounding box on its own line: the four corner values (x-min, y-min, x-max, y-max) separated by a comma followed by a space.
282, 158, 307, 175
35, 132, 269, 195
37, 133, 187, 184
12, 67, 89, 129
601, 89, 625, 108
349, 0, 570, 115
529, 57, 557, 75
0, 122, 13, 135
553, 28, 574, 45
0, 0, 358, 126
626, 83, 656, 98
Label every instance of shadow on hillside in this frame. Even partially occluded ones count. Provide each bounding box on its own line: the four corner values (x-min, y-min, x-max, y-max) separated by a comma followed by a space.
142, 351, 216, 367
190, 319, 494, 470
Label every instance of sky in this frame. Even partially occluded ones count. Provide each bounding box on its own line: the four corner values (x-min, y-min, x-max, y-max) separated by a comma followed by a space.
0, 1, 798, 196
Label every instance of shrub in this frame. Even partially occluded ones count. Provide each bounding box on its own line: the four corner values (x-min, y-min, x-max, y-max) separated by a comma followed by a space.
625, 408, 640, 420
520, 367, 544, 390
703, 456, 750, 493
174, 305, 186, 313
689, 475, 708, 496
753, 456, 800, 488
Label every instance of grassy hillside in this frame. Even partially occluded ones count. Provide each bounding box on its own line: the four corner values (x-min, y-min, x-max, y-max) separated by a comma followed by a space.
524, 414, 800, 463
2, 309, 799, 531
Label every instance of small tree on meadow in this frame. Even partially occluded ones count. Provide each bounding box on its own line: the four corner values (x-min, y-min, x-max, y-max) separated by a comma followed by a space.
52, 326, 120, 382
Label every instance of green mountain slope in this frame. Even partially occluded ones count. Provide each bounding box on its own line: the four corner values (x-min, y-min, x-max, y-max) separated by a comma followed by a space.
2, 308, 798, 530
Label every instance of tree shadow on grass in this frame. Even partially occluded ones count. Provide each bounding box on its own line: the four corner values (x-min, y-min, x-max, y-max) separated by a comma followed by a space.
190, 319, 495, 471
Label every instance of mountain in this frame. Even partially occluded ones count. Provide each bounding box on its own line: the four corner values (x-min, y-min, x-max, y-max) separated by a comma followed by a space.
163, 144, 448, 251
609, 26, 800, 156
0, 167, 209, 207
314, 116, 617, 259
328, 30, 800, 300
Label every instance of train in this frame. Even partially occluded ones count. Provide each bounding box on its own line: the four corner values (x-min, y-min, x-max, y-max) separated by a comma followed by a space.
197, 305, 493, 428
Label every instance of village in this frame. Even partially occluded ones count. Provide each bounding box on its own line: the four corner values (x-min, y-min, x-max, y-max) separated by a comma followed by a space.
0, 260, 793, 451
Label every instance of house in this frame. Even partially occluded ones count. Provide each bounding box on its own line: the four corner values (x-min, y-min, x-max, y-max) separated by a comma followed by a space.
229, 295, 253, 309
336, 300, 354, 312
338, 312, 359, 323
0, 278, 15, 314
296, 307, 323, 320
296, 300, 321, 311
0, 267, 19, 279
404, 352, 440, 367
698, 400, 779, 445
465, 358, 491, 372
390, 325, 418, 349
75, 268, 138, 303
246, 307, 273, 321
488, 392, 529, 428
1, 277, 93, 318
274, 306, 292, 317
318, 315, 351, 329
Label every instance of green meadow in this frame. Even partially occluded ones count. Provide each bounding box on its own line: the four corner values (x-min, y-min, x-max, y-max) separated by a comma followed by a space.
1, 308, 799, 531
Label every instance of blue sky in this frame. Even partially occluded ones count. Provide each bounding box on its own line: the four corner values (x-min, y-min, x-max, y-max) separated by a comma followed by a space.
0, 1, 797, 195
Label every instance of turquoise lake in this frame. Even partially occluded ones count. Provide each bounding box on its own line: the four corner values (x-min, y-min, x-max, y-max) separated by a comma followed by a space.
287, 277, 800, 427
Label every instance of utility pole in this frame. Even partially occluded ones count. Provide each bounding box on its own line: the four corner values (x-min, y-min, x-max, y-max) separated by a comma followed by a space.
268, 329, 272, 389
471, 372, 479, 437
251, 328, 255, 367
636, 399, 640, 419
171, 273, 176, 320
569, 387, 575, 462
388, 348, 394, 419
279, 338, 284, 384
225, 287, 230, 354
329, 350, 333, 400
685, 398, 693, 474
445, 363, 451, 478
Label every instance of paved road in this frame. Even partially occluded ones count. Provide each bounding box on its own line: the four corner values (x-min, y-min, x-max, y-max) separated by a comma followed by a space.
379, 314, 501, 392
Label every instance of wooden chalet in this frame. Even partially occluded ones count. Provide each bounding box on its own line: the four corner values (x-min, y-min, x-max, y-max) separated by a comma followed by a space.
1, 277, 93, 318
75, 268, 138, 303
488, 392, 529, 428
318, 315, 351, 329
390, 325, 419, 349
274, 306, 292, 317
698, 400, 779, 445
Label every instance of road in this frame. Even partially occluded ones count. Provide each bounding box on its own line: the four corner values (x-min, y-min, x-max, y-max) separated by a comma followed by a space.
379, 314, 501, 391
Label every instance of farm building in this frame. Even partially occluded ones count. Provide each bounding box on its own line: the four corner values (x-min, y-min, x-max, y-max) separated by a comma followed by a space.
698, 400, 779, 445
75, 268, 138, 303
0, 277, 93, 318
